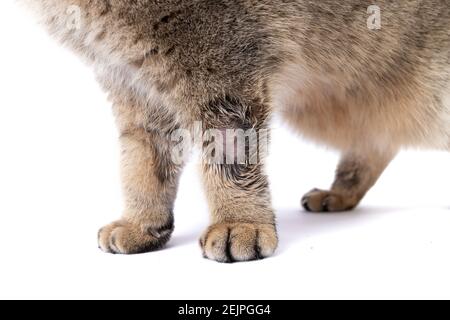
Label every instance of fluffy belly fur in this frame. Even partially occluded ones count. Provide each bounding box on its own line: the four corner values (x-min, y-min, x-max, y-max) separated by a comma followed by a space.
272, 62, 450, 152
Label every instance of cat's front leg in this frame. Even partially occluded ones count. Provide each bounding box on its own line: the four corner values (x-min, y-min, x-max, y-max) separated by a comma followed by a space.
199, 96, 278, 263
98, 102, 184, 254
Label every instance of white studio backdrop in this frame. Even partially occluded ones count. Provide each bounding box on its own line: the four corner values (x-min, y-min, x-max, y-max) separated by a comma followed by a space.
0, 1, 449, 299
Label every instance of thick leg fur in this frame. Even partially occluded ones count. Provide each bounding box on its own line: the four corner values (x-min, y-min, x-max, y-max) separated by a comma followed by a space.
199, 95, 278, 262
98, 96, 184, 254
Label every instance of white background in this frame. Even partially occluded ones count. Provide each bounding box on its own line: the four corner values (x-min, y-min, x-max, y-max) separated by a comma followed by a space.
1, 2, 449, 300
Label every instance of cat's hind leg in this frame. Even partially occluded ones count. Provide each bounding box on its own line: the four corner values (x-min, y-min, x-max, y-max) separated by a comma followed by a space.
302, 150, 396, 212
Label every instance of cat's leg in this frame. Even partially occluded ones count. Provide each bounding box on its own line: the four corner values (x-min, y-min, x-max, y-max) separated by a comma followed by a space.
199, 96, 278, 263
302, 150, 396, 212
98, 103, 184, 254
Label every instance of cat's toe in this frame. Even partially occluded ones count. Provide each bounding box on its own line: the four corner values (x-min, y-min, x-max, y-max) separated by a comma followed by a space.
98, 219, 173, 254
200, 223, 278, 263
302, 189, 356, 213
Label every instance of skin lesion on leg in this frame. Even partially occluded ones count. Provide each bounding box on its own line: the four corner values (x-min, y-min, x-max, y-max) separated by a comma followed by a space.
302, 150, 397, 213
98, 103, 184, 254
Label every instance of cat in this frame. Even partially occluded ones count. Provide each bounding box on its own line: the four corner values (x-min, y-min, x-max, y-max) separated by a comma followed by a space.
18, 0, 450, 263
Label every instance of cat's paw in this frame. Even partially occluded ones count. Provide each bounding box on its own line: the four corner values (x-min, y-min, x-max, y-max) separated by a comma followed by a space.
98, 219, 173, 254
200, 223, 278, 263
301, 189, 357, 212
